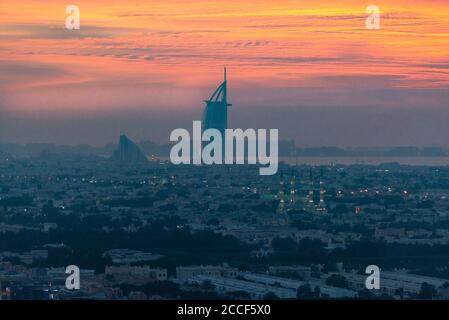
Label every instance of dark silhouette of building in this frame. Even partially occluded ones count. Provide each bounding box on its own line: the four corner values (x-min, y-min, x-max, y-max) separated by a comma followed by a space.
111, 135, 147, 164
202, 67, 232, 139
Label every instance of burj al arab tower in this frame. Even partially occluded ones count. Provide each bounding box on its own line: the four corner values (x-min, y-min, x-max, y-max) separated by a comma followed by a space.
202, 68, 232, 138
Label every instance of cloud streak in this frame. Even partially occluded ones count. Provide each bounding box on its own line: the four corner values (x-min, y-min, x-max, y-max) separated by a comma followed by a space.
0, 0, 449, 145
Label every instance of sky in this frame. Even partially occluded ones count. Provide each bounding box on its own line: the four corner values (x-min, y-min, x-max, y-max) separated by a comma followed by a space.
0, 0, 449, 146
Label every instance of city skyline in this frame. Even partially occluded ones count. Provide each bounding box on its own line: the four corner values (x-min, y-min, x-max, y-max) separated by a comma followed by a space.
3, 0, 449, 305
1, 0, 449, 146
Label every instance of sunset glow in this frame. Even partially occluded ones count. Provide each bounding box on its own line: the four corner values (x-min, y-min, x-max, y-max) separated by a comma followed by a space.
1, 1, 448, 111
1, 1, 449, 146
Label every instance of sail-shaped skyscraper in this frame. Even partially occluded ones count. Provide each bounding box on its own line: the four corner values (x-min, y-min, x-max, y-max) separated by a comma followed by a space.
202, 68, 232, 139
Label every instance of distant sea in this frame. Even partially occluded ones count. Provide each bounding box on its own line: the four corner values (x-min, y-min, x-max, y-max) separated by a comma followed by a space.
156, 156, 449, 166
280, 157, 449, 166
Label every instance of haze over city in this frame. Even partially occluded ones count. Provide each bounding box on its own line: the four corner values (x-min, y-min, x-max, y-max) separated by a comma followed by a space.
4, 0, 449, 305
1, 0, 449, 146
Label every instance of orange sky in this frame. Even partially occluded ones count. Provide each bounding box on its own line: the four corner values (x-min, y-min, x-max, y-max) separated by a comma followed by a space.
0, 1, 449, 146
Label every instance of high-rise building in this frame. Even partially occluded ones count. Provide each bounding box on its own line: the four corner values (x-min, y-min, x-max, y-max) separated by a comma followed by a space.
110, 134, 148, 164
202, 68, 232, 139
